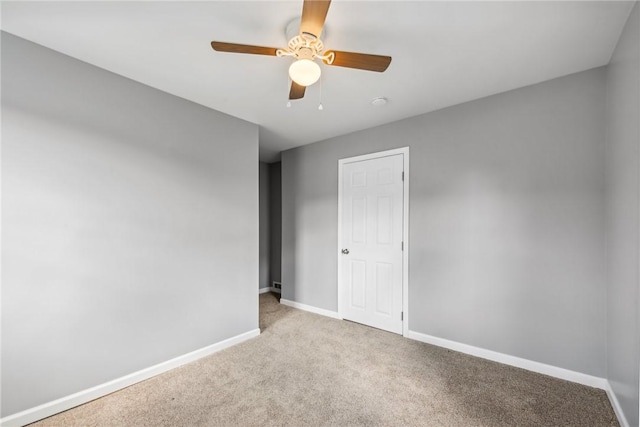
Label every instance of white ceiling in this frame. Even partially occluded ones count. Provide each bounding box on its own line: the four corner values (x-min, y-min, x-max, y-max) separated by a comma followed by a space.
1, 1, 634, 162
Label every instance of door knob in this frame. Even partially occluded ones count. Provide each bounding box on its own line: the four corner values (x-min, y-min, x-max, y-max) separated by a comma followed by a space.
341, 248, 349, 254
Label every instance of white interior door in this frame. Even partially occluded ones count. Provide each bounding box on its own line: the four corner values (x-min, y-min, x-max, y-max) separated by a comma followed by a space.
340, 153, 404, 334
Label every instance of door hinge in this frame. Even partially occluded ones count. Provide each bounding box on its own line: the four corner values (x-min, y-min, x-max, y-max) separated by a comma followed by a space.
401, 241, 404, 251
401, 311, 404, 321
402, 171, 405, 181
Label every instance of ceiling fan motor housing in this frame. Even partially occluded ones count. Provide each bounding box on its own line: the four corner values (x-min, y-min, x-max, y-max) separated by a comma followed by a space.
297, 47, 314, 60
285, 17, 327, 44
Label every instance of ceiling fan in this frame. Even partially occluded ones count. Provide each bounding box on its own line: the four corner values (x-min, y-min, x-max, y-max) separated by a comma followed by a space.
210, 0, 392, 101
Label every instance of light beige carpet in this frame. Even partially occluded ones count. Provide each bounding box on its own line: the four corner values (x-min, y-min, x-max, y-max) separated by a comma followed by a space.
32, 292, 619, 426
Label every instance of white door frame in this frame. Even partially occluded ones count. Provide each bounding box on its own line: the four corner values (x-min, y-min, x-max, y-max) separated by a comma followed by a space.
337, 147, 410, 336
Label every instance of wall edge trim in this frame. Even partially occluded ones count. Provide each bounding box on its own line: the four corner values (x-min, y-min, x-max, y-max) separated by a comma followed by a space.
405, 330, 607, 389
259, 287, 281, 294
605, 380, 630, 427
0, 328, 261, 427
280, 298, 341, 319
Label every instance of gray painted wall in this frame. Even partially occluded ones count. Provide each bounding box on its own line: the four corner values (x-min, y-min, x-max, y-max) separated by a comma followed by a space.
282, 68, 607, 377
269, 162, 282, 285
605, 3, 640, 426
259, 162, 271, 289
1, 33, 259, 417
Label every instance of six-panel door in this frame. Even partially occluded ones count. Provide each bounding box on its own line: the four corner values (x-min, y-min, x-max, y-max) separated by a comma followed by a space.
340, 154, 404, 334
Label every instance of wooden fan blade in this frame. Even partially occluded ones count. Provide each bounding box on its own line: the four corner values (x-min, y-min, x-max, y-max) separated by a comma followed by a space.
289, 82, 306, 100
211, 41, 278, 56
300, 0, 331, 39
324, 51, 392, 72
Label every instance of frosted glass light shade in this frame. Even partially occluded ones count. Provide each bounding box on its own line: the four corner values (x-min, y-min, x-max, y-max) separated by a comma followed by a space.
288, 59, 321, 87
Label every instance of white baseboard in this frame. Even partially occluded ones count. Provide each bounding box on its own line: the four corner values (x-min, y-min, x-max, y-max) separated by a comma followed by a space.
405, 330, 607, 390
280, 298, 341, 319
605, 381, 630, 427
411, 326, 628, 426
0, 328, 261, 427
258, 287, 280, 294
